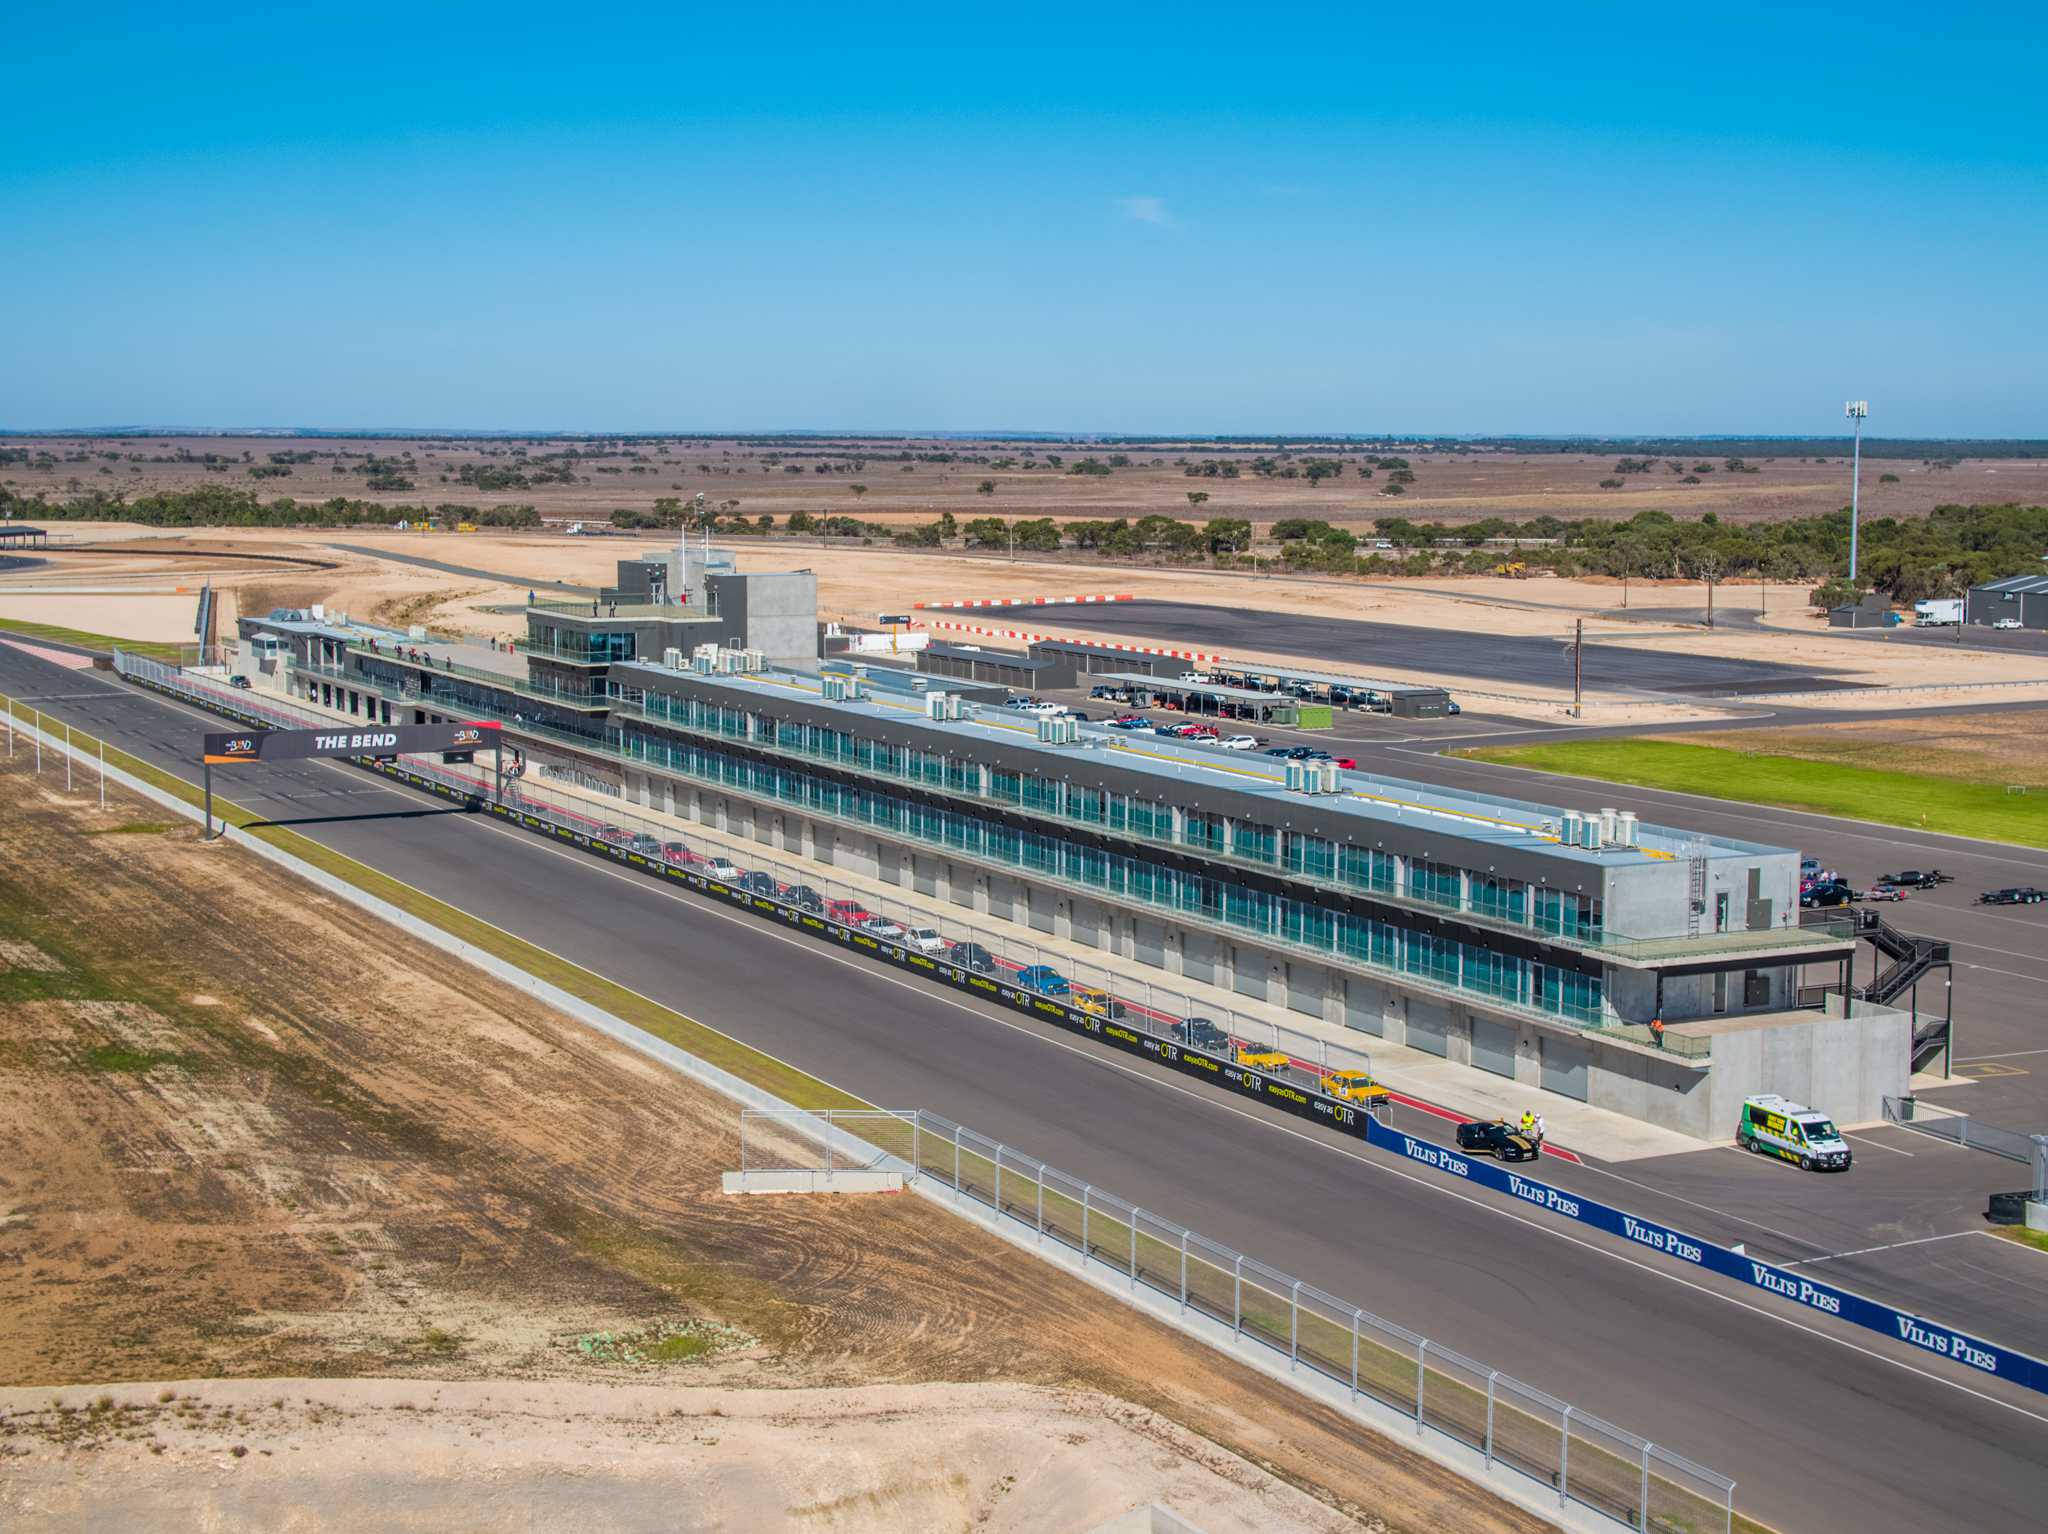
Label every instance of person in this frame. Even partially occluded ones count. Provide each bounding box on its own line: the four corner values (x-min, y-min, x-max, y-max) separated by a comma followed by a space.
1532, 1112, 1547, 1148
1649, 1016, 1666, 1049
1519, 1109, 1535, 1137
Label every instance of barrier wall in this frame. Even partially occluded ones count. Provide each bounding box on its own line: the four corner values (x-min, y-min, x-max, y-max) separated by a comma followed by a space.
117, 657, 2048, 1402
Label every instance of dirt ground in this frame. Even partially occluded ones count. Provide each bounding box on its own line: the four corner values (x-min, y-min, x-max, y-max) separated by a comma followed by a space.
1666, 711, 2048, 789
0, 756, 1548, 1533
14, 524, 2048, 719
8, 432, 2044, 526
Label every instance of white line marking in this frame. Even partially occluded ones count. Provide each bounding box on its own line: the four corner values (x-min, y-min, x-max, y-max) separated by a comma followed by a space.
1840, 1131, 1915, 1157
452, 813, 2048, 1425
1783, 1231, 1978, 1267
1958, 1049, 2048, 1062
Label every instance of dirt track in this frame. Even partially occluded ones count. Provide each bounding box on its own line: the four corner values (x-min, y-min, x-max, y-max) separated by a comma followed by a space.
0, 752, 1551, 1532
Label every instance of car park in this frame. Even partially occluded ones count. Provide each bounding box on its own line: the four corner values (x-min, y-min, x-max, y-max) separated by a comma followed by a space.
1169, 1017, 1231, 1052
1015, 964, 1067, 996
947, 940, 998, 973
1455, 1120, 1541, 1161
1980, 887, 2047, 905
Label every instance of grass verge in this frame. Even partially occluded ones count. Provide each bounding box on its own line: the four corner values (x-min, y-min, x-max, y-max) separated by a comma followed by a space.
1457, 739, 2048, 850
1991, 1226, 2048, 1256
0, 617, 185, 662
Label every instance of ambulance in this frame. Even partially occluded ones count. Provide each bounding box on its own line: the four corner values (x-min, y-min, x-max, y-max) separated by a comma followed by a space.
1736, 1094, 1852, 1171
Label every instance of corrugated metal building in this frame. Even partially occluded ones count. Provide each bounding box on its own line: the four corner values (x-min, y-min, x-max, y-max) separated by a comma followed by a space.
1968, 574, 2048, 629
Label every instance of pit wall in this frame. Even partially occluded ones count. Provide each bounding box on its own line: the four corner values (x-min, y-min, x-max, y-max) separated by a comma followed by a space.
619, 764, 1779, 1133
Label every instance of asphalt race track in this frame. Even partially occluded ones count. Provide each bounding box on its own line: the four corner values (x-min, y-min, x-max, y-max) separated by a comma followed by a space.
3, 643, 2045, 1533
1043, 599, 1865, 695
326, 543, 598, 597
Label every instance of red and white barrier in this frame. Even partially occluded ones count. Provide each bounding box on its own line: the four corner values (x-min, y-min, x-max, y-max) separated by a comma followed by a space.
913, 618, 1226, 665
912, 593, 1135, 610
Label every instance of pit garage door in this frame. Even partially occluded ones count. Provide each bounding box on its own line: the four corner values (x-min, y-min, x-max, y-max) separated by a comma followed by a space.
1471, 1018, 1516, 1079
1407, 998, 1449, 1057
1343, 978, 1383, 1036
1134, 918, 1166, 969
1069, 901, 1103, 950
1540, 1036, 1589, 1101
1285, 962, 1324, 1019
1182, 931, 1217, 986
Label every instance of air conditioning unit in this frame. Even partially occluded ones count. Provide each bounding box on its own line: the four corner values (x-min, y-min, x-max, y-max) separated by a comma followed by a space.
926, 691, 961, 720
1560, 810, 1582, 845
663, 647, 686, 670
742, 648, 766, 671
1317, 760, 1340, 794
1616, 810, 1639, 847
1286, 760, 1308, 792
822, 676, 847, 702
1037, 715, 1077, 744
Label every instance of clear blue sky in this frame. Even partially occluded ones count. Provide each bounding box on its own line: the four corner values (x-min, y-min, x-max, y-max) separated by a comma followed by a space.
5, 2, 2043, 436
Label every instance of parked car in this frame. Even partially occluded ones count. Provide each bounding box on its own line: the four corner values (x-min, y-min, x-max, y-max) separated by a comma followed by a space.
905, 926, 947, 955
742, 869, 781, 896
1445, 700, 1462, 715
1219, 734, 1260, 750
785, 884, 825, 912
596, 825, 630, 845
1107, 714, 1149, 729
229, 674, 252, 689
1800, 879, 1856, 909
947, 940, 998, 974
824, 899, 871, 926
1332, 756, 1357, 770
1262, 746, 1294, 758
704, 858, 743, 882
661, 841, 693, 865
1068, 984, 1126, 1020
1992, 618, 2024, 631
1455, 1120, 1542, 1162
863, 916, 908, 941
1800, 857, 1822, 877
1862, 884, 1908, 902
1015, 964, 1068, 996
1979, 887, 2047, 906
629, 833, 662, 856
1169, 1017, 1232, 1052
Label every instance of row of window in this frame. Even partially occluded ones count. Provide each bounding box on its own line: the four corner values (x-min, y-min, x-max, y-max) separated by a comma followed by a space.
632, 690, 1608, 944
619, 726, 1607, 1026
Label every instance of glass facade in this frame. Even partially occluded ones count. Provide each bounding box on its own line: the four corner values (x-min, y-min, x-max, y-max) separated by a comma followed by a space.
617, 713, 1608, 1026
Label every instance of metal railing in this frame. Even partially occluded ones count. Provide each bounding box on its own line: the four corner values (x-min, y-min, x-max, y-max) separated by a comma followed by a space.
745, 1106, 1735, 1534
1884, 1098, 2048, 1198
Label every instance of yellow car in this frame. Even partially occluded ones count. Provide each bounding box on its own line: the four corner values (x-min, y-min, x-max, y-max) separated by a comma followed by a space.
1069, 985, 1126, 1020
1319, 1069, 1389, 1105
1236, 1048, 1292, 1072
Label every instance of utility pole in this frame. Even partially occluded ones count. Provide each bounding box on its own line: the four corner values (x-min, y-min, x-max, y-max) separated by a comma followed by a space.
1845, 401, 1869, 583
1706, 573, 1715, 630
1572, 619, 1583, 719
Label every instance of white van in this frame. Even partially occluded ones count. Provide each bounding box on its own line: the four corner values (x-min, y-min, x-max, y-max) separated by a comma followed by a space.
1736, 1094, 1852, 1171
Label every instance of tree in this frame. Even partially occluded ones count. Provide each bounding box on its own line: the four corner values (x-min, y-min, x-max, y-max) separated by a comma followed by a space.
1186, 491, 1210, 510
850, 484, 868, 498
977, 479, 996, 495
1011, 518, 1062, 552
1202, 517, 1251, 555
963, 517, 1009, 549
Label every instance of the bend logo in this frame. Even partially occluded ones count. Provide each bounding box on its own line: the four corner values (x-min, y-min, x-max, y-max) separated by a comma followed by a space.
223, 737, 255, 755
1750, 1263, 1842, 1314
1506, 1172, 1580, 1219
1620, 1213, 1701, 1262
1896, 1317, 1998, 1371
1400, 1135, 1469, 1177
451, 726, 484, 746
314, 731, 398, 750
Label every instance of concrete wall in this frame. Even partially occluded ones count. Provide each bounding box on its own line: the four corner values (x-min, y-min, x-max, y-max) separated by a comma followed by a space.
1704, 1000, 1911, 1132
708, 572, 820, 663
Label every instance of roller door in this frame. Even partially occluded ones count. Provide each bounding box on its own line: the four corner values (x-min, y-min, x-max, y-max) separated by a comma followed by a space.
1182, 931, 1217, 986
1471, 1018, 1516, 1079
1407, 999, 1449, 1057
1540, 1036, 1588, 1100
1343, 979, 1383, 1037
1134, 918, 1166, 969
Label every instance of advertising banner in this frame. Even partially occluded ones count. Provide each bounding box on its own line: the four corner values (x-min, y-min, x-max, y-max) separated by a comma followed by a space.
203, 720, 499, 764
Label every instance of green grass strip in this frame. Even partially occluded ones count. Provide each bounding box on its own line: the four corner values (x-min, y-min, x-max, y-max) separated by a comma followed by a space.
1458, 739, 2048, 851
0, 617, 186, 662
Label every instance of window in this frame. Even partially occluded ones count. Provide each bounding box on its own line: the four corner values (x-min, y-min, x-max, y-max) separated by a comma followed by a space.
1409, 858, 1462, 909
1183, 811, 1225, 855
1339, 845, 1397, 895
1067, 786, 1106, 825
987, 769, 1022, 806
1128, 798, 1172, 842
1230, 818, 1277, 865
1284, 833, 1337, 880
1021, 775, 1063, 815
1470, 875, 1526, 924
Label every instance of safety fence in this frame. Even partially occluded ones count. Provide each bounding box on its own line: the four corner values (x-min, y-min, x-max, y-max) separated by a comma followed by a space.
740, 1107, 1734, 1534
99, 654, 2048, 1404
1884, 1098, 2048, 1199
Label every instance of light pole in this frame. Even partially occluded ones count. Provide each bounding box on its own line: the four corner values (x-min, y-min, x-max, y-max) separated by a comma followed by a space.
1845, 401, 1869, 583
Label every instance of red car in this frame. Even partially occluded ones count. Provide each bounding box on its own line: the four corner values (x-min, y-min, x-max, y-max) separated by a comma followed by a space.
825, 899, 872, 925
1333, 756, 1357, 770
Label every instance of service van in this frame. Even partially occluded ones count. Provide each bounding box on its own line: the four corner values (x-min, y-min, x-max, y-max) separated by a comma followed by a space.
1737, 1094, 1852, 1171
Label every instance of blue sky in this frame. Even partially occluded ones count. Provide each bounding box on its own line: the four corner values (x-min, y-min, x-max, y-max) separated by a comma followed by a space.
5, 3, 2044, 436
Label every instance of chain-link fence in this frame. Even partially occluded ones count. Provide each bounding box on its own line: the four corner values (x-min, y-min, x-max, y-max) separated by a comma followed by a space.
754, 1107, 1735, 1534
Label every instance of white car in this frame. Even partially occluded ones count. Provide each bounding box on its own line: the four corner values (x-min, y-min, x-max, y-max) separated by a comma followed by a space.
1022, 701, 1068, 716
1179, 671, 1215, 684
906, 926, 946, 954
863, 917, 908, 941
705, 859, 743, 882
1992, 618, 2024, 631
1218, 734, 1260, 751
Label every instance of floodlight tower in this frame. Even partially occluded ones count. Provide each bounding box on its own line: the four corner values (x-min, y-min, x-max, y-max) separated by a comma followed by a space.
1844, 400, 1869, 583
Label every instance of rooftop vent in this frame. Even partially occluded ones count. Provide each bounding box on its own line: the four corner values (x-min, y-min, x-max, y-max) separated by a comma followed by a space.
1037, 715, 1079, 745
925, 691, 964, 721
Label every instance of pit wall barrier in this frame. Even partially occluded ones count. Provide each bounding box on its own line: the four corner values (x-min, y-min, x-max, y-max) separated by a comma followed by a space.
110, 651, 2048, 1401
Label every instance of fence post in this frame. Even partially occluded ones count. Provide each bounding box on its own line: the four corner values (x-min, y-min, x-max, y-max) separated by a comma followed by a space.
98, 737, 106, 808
952, 1124, 962, 1196
1640, 1442, 1651, 1531
911, 1114, 921, 1182
1478, 1370, 1496, 1467
1559, 1405, 1572, 1507
1035, 1163, 1044, 1242
1415, 1341, 1426, 1432
1082, 1184, 1091, 1262
1233, 1254, 1243, 1336
1351, 1310, 1362, 1399
993, 1145, 1002, 1214
1179, 1231, 1188, 1312
1288, 1279, 1301, 1365
1129, 1209, 1139, 1290
65, 723, 71, 791
824, 1115, 834, 1176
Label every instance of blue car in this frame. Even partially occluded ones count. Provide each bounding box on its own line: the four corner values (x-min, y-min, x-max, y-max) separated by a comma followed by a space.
1015, 964, 1068, 996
